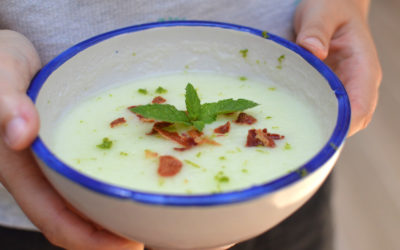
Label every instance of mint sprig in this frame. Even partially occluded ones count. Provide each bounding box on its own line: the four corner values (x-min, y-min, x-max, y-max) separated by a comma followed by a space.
185, 83, 201, 121
131, 104, 191, 125
130, 83, 258, 131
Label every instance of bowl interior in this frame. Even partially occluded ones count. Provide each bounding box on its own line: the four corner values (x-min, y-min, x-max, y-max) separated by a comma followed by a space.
29, 22, 348, 205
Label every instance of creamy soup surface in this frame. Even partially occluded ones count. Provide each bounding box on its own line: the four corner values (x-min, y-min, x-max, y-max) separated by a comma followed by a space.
52, 72, 325, 194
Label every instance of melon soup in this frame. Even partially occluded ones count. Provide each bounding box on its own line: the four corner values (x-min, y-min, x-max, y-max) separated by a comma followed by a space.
29, 23, 346, 250
51, 72, 325, 194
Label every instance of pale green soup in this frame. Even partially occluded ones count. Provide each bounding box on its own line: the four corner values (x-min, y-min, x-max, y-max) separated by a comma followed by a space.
52, 72, 324, 194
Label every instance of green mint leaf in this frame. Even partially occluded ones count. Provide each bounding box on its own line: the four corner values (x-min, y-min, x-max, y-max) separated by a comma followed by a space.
131, 104, 191, 125
192, 120, 205, 131
198, 103, 219, 124
138, 88, 148, 95
185, 83, 201, 120
199, 98, 258, 123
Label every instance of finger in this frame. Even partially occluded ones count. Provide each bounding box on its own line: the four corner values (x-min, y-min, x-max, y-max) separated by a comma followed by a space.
294, 2, 344, 60
0, 83, 40, 150
0, 142, 143, 250
324, 22, 382, 136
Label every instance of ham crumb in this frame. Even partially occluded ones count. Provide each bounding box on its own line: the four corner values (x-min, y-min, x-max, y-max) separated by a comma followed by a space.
255, 129, 276, 147
235, 112, 257, 125
214, 121, 231, 134
152, 96, 167, 104
246, 128, 284, 148
146, 122, 173, 135
158, 155, 183, 177
145, 149, 158, 158
110, 117, 126, 128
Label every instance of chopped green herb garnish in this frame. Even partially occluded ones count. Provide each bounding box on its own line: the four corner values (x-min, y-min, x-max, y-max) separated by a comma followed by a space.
109, 94, 113, 97
97, 137, 113, 149
132, 52, 136, 56
262, 30, 269, 38
265, 116, 272, 120
330, 142, 338, 150
184, 159, 201, 168
120, 152, 129, 156
256, 149, 269, 154
268, 87, 276, 91
184, 64, 190, 69
219, 156, 226, 160
214, 171, 230, 183
256, 60, 260, 64
296, 168, 309, 177
277, 54, 285, 69
236, 147, 242, 152
272, 126, 279, 129
239, 76, 247, 81
196, 152, 202, 158
158, 178, 165, 186
284, 143, 292, 150
138, 88, 148, 95
241, 169, 248, 173
155, 86, 168, 94
131, 83, 258, 131
80, 120, 84, 124
240, 49, 248, 58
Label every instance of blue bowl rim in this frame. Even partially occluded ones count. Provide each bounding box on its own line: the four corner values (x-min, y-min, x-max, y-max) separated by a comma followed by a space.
27, 20, 350, 207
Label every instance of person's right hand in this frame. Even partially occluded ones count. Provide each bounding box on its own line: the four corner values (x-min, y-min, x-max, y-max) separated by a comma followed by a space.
0, 30, 144, 250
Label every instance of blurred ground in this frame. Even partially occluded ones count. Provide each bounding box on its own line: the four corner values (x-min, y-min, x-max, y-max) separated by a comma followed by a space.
332, 0, 400, 249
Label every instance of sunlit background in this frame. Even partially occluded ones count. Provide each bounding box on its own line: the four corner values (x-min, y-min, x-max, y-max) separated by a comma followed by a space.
332, 0, 400, 249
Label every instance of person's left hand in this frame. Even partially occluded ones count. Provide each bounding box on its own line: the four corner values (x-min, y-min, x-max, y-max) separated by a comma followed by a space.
294, 0, 382, 137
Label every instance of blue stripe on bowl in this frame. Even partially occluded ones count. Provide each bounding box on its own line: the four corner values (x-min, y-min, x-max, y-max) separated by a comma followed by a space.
27, 20, 350, 206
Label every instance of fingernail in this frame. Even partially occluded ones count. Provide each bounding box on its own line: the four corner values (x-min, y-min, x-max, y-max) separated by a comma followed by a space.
303, 37, 325, 52
4, 117, 27, 148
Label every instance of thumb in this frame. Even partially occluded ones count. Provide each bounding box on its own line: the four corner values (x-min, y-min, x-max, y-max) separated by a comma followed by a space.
294, 4, 341, 60
0, 79, 39, 151
0, 30, 41, 150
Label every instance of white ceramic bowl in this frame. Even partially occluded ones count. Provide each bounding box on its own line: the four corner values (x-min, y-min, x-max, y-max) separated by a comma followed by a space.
28, 21, 350, 250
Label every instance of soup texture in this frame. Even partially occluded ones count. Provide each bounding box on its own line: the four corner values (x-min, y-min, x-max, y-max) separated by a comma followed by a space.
52, 72, 324, 194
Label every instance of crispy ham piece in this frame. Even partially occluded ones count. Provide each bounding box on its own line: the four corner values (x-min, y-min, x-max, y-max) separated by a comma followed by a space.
146, 122, 173, 135
110, 117, 126, 128
214, 121, 231, 134
235, 112, 257, 125
246, 128, 284, 148
152, 96, 166, 104
145, 149, 158, 158
158, 155, 183, 177
147, 124, 219, 151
